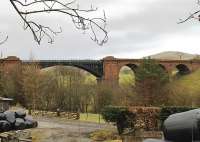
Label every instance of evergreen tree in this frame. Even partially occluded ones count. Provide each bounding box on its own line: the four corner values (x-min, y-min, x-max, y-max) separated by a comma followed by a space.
135, 58, 169, 106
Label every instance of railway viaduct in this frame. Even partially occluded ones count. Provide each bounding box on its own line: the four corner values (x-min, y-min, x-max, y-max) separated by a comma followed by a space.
1, 56, 200, 85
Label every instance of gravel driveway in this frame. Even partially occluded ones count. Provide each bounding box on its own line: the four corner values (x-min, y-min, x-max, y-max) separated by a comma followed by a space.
31, 117, 116, 142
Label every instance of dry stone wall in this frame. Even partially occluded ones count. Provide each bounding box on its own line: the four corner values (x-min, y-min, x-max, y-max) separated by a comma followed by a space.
31, 110, 80, 120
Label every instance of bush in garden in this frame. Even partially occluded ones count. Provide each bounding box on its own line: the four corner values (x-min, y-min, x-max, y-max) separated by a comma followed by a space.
128, 107, 160, 131
101, 106, 136, 134
102, 106, 198, 133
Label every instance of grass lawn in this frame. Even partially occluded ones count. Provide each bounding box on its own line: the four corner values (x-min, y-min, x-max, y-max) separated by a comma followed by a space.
79, 113, 105, 123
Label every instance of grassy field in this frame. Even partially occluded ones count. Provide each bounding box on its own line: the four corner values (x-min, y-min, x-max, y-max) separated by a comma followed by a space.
169, 69, 200, 95
166, 69, 200, 106
79, 113, 105, 123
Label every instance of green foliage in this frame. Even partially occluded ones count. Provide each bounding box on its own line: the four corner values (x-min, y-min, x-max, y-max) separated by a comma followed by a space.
135, 58, 169, 106
102, 106, 136, 134
136, 58, 169, 83
101, 106, 128, 122
103, 106, 197, 132
159, 106, 196, 128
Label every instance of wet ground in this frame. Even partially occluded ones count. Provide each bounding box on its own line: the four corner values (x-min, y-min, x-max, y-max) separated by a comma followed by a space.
31, 117, 116, 142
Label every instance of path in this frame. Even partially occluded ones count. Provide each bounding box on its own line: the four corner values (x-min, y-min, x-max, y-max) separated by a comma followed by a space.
31, 117, 116, 142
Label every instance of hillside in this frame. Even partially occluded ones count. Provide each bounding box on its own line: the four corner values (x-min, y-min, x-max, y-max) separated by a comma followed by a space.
147, 51, 199, 60
166, 69, 200, 106
170, 69, 200, 94
41, 66, 97, 84
119, 66, 135, 86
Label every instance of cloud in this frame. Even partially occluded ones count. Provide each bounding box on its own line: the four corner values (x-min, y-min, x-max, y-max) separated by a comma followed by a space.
0, 0, 200, 59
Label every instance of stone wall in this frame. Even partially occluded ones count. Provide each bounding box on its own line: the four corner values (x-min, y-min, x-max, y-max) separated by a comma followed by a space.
31, 110, 80, 120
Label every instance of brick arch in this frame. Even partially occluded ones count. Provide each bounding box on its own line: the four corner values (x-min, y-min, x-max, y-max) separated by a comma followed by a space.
118, 64, 137, 85
120, 64, 138, 73
176, 64, 191, 75
118, 63, 139, 74
117, 63, 139, 78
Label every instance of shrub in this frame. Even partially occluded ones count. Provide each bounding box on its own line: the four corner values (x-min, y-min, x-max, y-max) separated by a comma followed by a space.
101, 106, 136, 134
128, 107, 160, 131
101, 106, 128, 122
102, 106, 197, 133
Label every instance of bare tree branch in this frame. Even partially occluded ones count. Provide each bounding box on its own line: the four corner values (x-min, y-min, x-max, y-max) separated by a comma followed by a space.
178, 11, 200, 24
10, 0, 108, 46
0, 33, 8, 45
178, 0, 200, 24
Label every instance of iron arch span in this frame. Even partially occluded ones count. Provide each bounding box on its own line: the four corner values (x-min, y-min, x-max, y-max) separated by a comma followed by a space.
22, 60, 104, 78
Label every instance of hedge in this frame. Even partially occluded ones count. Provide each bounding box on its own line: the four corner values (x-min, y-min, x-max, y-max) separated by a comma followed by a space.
101, 106, 136, 134
101, 106, 128, 122
102, 106, 198, 133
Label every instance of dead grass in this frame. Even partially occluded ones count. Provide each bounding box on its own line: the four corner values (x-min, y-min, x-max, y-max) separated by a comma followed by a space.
89, 130, 120, 141
167, 69, 200, 106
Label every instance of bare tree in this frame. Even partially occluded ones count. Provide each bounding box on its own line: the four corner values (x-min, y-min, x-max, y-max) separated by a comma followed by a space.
178, 0, 200, 23
0, 33, 8, 45
9, 0, 108, 45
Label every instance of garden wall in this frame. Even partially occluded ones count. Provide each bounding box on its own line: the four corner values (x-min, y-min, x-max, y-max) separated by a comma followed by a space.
31, 110, 80, 120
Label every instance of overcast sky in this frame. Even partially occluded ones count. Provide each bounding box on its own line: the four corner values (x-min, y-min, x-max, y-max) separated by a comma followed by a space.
0, 0, 200, 59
